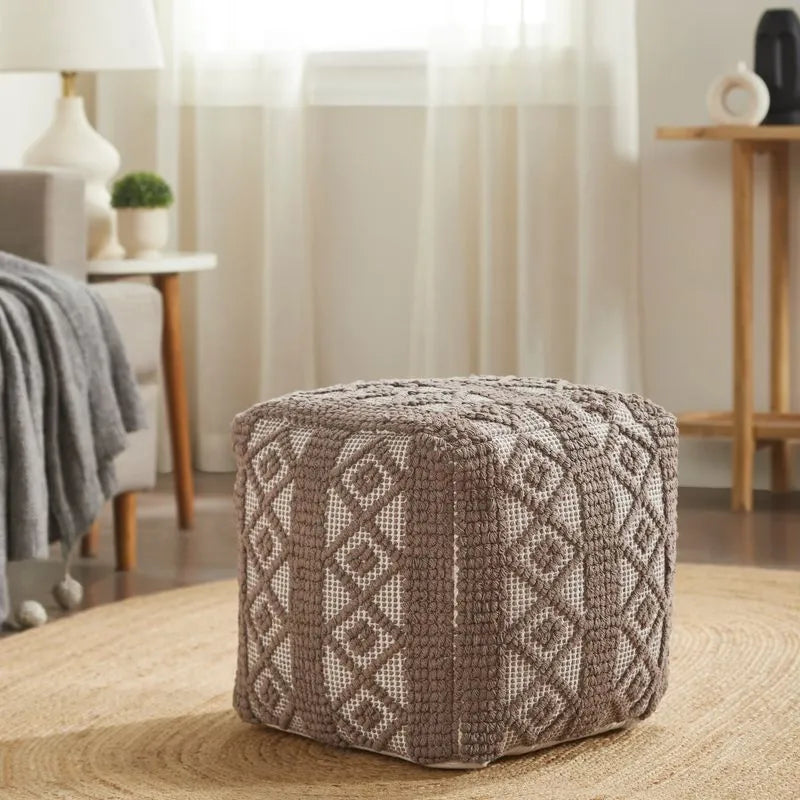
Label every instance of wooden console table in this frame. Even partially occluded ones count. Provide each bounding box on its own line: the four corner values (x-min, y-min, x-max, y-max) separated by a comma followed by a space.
657, 125, 800, 511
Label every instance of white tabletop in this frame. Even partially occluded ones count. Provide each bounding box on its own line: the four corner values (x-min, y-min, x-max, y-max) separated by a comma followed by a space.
88, 252, 218, 276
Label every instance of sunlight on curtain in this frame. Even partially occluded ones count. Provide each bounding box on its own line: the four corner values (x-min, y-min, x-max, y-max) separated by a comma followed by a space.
411, 0, 641, 390
182, 0, 549, 53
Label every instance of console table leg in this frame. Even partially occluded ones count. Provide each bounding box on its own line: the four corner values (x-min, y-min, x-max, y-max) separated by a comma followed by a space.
732, 141, 755, 512
769, 142, 792, 492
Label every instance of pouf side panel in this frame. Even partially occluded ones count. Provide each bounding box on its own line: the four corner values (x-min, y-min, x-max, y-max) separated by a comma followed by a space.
403, 434, 456, 764
540, 388, 679, 725
232, 412, 258, 725
289, 425, 350, 746
596, 393, 679, 724
453, 438, 508, 764
231, 414, 317, 731
489, 404, 621, 756
232, 413, 460, 762
556, 404, 621, 738
481, 393, 679, 760
314, 429, 412, 756
632, 404, 679, 720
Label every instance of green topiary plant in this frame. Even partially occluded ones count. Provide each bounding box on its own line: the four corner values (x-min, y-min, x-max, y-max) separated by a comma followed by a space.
111, 171, 174, 209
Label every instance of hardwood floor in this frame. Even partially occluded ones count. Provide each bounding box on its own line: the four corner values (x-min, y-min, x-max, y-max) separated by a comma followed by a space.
6, 473, 239, 621
678, 487, 800, 567
5, 474, 800, 628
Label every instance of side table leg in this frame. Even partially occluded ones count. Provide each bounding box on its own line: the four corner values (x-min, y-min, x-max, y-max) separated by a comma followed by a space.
114, 492, 137, 571
769, 142, 792, 492
732, 141, 755, 512
154, 272, 195, 529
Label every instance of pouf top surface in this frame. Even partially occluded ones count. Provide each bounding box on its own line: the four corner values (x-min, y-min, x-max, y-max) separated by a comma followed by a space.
236, 377, 671, 443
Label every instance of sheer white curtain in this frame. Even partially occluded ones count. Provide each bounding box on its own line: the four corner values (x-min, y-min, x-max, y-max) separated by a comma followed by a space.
412, 0, 641, 388
98, 0, 641, 471
99, 0, 318, 469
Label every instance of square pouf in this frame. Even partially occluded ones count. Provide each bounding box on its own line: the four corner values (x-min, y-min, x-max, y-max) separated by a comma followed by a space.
232, 377, 678, 768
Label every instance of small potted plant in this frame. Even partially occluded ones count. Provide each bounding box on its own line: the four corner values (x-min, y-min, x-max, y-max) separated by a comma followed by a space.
111, 171, 174, 259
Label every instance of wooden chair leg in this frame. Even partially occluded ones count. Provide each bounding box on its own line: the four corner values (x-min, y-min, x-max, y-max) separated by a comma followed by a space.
113, 492, 137, 572
81, 520, 101, 558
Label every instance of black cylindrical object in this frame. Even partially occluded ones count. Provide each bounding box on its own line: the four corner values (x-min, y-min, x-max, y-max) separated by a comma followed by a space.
755, 8, 800, 124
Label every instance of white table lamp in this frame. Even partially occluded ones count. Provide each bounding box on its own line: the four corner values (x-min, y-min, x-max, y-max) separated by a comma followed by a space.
0, 0, 164, 259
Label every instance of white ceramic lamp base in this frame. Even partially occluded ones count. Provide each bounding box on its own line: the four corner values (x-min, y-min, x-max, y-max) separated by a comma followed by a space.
23, 96, 124, 260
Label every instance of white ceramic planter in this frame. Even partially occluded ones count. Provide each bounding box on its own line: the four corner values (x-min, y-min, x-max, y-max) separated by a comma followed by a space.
117, 208, 169, 260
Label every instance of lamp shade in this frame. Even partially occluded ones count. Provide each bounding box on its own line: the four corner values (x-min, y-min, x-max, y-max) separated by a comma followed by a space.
0, 0, 164, 72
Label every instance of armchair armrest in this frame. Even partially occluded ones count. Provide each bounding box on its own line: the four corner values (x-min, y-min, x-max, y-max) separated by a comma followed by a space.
0, 169, 86, 280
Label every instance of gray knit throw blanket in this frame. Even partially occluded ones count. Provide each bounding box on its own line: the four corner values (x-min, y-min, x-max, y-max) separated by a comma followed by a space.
0, 252, 145, 623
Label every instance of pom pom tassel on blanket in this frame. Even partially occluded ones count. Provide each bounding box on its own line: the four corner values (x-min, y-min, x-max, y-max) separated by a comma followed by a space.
51, 548, 84, 613
12, 557, 83, 630
53, 572, 84, 611
0, 251, 145, 627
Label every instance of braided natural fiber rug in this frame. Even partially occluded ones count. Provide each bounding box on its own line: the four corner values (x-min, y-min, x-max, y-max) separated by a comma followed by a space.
1, 564, 797, 799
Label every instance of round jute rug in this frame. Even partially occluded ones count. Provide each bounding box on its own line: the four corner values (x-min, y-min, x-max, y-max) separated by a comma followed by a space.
1, 564, 798, 799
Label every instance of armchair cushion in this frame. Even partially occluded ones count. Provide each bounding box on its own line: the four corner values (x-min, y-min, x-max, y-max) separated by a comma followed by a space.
90, 281, 162, 492
114, 383, 159, 492
90, 282, 162, 381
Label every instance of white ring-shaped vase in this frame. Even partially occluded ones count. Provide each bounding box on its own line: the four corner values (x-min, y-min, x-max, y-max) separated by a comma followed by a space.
706, 61, 770, 126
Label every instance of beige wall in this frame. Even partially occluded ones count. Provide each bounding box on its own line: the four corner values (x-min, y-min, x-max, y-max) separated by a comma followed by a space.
0, 74, 59, 165
637, 0, 791, 487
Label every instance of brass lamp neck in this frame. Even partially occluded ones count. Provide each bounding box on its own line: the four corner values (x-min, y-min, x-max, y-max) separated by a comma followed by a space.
60, 71, 78, 98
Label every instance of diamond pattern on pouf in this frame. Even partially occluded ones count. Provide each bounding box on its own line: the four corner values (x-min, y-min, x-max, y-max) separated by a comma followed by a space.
233, 377, 678, 767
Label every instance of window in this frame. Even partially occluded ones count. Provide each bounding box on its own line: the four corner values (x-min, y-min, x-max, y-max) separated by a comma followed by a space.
183, 0, 550, 54
173, 1, 579, 107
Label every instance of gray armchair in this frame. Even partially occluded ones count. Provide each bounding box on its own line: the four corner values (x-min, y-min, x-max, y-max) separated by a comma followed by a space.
0, 169, 162, 570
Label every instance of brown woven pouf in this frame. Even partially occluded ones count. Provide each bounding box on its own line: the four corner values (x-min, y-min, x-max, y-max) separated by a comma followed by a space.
231, 377, 679, 768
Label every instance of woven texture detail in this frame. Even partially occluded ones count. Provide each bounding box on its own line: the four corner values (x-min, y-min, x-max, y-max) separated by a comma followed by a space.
232, 377, 679, 767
